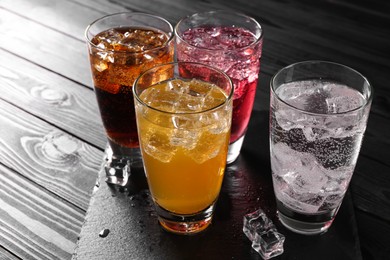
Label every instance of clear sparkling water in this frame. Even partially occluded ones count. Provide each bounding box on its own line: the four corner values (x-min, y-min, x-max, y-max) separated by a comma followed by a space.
271, 80, 368, 216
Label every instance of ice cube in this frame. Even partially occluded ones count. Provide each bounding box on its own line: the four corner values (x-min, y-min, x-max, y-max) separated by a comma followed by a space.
252, 230, 286, 260
188, 79, 212, 95
243, 209, 274, 241
295, 166, 328, 192
170, 128, 199, 150
243, 209, 285, 259
96, 42, 109, 50
325, 84, 365, 114
104, 158, 130, 186
202, 85, 226, 110
226, 62, 249, 81
140, 88, 161, 106
277, 187, 324, 214
274, 109, 304, 131
166, 79, 215, 112
323, 113, 364, 138
298, 194, 326, 213
207, 111, 231, 135
186, 131, 223, 164
175, 93, 205, 112
327, 95, 361, 113
142, 130, 177, 163
94, 60, 108, 72
151, 90, 179, 112
171, 114, 200, 129
324, 165, 354, 181
270, 142, 303, 177
166, 79, 189, 94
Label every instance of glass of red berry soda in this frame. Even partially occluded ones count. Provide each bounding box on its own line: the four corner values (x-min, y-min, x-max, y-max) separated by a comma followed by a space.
175, 10, 263, 164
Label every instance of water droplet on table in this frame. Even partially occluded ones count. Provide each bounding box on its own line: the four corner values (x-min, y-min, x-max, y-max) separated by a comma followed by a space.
99, 229, 110, 238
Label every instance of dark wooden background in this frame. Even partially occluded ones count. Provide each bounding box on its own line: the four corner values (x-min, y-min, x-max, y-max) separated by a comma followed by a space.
0, 0, 389, 259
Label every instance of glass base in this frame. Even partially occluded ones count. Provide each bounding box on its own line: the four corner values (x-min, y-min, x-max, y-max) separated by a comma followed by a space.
159, 216, 212, 235
227, 135, 245, 164
277, 211, 333, 235
276, 199, 340, 235
155, 202, 214, 235
276, 198, 339, 235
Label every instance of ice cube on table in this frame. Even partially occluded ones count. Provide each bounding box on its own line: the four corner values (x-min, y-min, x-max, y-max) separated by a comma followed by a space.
252, 230, 285, 260
243, 209, 285, 259
243, 209, 274, 240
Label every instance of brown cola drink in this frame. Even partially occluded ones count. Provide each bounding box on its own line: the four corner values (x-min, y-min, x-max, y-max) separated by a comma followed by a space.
88, 27, 174, 151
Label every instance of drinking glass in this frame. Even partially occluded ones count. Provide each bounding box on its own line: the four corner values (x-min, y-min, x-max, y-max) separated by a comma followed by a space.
270, 61, 373, 235
85, 12, 174, 186
175, 10, 263, 164
133, 62, 233, 234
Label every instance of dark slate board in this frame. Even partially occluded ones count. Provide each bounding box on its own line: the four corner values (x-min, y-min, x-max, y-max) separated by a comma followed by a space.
73, 111, 362, 260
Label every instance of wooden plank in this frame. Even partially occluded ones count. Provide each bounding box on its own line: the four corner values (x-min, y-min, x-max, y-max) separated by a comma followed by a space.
0, 49, 106, 149
0, 164, 86, 260
69, 0, 127, 15
352, 154, 390, 218
75, 0, 227, 21
355, 209, 390, 260
0, 247, 20, 260
0, 99, 102, 210
0, 8, 91, 87
0, 0, 108, 42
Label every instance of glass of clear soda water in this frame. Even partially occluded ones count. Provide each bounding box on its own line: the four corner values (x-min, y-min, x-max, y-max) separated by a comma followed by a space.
175, 10, 264, 164
270, 61, 373, 235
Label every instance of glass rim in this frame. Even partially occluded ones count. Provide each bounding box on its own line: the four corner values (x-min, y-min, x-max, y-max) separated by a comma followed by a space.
133, 61, 234, 115
270, 60, 374, 116
85, 12, 175, 54
174, 10, 264, 51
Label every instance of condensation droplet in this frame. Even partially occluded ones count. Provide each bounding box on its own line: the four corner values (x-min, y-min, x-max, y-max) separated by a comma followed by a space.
99, 229, 110, 238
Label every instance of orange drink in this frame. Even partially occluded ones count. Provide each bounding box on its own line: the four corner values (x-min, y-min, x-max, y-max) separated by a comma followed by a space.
134, 62, 233, 234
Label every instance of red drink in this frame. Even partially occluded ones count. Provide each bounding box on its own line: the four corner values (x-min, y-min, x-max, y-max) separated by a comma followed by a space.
176, 26, 263, 144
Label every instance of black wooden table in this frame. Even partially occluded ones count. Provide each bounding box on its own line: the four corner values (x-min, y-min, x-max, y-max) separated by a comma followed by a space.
0, 0, 389, 259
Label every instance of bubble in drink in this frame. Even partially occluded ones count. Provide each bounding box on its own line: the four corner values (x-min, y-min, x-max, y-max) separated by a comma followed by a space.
93, 27, 168, 53
270, 79, 369, 226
